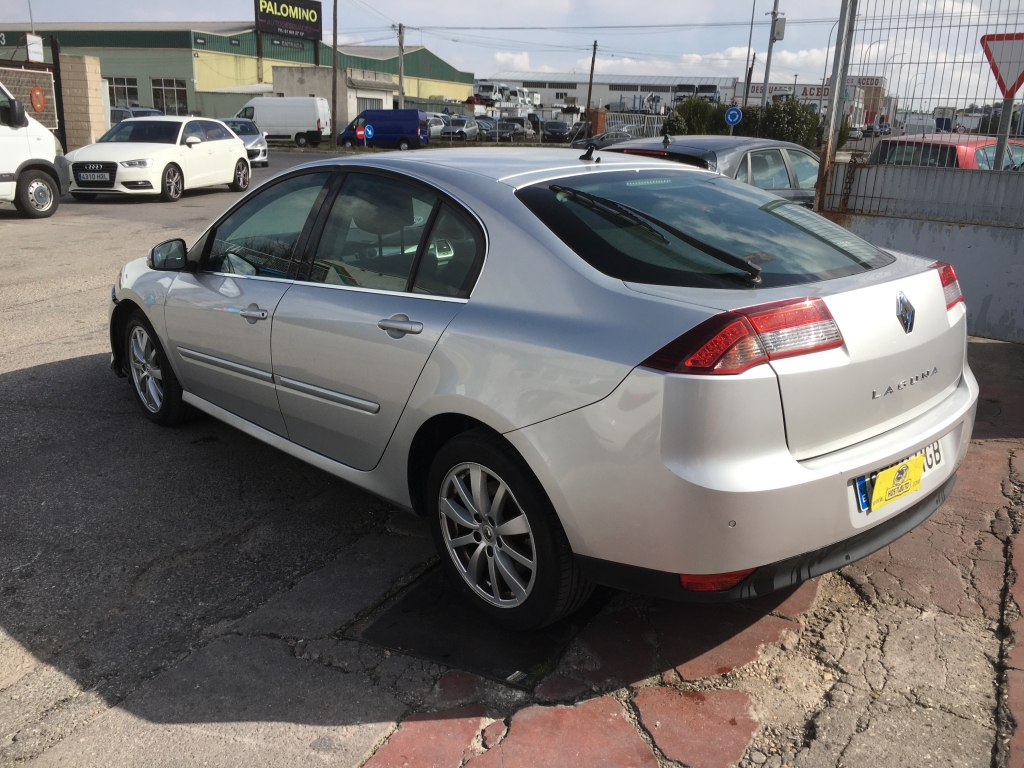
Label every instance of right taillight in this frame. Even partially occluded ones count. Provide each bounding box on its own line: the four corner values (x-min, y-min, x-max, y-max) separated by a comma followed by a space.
931, 261, 964, 310
642, 297, 844, 375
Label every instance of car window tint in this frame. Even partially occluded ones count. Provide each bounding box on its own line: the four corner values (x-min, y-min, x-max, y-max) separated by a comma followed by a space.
749, 149, 790, 189
787, 151, 819, 188
206, 173, 330, 277
516, 169, 894, 289
411, 206, 483, 298
180, 121, 205, 144
201, 120, 232, 141
975, 146, 994, 170
309, 173, 437, 291
240, 107, 254, 119
735, 154, 749, 183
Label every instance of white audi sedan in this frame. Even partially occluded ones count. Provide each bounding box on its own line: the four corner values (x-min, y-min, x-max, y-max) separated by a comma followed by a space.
67, 116, 250, 202
108, 149, 977, 630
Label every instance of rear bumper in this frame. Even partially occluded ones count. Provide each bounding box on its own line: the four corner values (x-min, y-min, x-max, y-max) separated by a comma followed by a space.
506, 362, 977, 577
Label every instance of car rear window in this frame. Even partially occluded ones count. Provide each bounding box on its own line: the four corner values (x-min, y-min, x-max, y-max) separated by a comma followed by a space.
515, 169, 894, 289
869, 140, 960, 167
99, 120, 181, 144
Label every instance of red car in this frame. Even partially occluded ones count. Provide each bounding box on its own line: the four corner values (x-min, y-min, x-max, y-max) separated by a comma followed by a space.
868, 133, 1024, 170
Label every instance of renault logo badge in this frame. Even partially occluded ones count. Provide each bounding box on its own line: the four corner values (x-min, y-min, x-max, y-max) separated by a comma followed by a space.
896, 292, 915, 334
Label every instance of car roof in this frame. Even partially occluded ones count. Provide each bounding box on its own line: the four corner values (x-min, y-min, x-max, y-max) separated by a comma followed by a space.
612, 134, 810, 153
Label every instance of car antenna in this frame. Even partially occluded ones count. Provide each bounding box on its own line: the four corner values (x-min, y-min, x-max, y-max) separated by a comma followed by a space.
579, 145, 600, 162
663, 135, 673, 148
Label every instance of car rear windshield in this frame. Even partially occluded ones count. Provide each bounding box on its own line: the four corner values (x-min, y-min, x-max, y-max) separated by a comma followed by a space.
99, 120, 181, 144
546, 121, 567, 129
516, 169, 894, 289
868, 140, 960, 167
224, 120, 259, 135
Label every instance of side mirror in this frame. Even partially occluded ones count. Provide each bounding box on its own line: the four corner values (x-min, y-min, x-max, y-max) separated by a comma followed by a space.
147, 239, 187, 271
185, 135, 202, 147
9, 98, 28, 128
262, 131, 268, 138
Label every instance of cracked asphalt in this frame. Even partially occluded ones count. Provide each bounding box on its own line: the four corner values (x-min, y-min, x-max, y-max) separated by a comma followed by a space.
2, 149, 1023, 767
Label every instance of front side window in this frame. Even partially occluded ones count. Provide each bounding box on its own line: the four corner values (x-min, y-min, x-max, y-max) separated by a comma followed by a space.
108, 77, 139, 107
200, 120, 232, 141
787, 150, 820, 188
748, 149, 791, 190
239, 106, 254, 119
206, 173, 331, 277
309, 173, 437, 291
224, 119, 258, 136
516, 169, 894, 289
99, 120, 181, 144
180, 121, 204, 145
152, 78, 188, 116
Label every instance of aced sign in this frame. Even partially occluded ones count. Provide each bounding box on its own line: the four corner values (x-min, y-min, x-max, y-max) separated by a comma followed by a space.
981, 33, 1024, 98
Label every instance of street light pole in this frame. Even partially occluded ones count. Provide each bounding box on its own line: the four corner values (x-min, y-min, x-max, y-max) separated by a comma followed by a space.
331, 0, 337, 148
818, 19, 840, 117
759, 0, 781, 110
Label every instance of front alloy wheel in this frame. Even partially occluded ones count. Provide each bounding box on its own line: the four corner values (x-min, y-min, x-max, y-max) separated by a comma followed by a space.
160, 164, 183, 202
123, 311, 189, 425
128, 325, 163, 413
230, 159, 250, 192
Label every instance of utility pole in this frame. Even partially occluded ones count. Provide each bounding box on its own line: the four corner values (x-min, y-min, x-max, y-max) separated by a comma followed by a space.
759, 0, 781, 109
27, 0, 35, 34
742, 0, 756, 108
254, 0, 264, 83
993, 96, 1015, 171
585, 40, 597, 137
793, 74, 798, 100
397, 23, 405, 110
814, 0, 858, 211
331, 0, 338, 147
744, 52, 756, 108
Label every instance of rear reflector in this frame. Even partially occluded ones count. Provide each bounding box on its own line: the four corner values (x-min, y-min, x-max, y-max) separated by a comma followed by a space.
680, 568, 756, 592
931, 261, 964, 310
642, 298, 843, 375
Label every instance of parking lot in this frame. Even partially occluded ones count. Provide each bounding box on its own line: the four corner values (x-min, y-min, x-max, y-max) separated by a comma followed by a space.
2, 148, 1023, 768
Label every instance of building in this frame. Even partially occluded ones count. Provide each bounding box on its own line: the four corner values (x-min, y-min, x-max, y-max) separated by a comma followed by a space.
0, 23, 474, 120
488, 71, 738, 113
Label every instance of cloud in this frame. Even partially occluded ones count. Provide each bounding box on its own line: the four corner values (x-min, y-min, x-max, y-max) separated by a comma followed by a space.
494, 51, 531, 70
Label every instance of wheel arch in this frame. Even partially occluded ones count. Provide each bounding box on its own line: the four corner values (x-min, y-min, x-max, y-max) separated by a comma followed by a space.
15, 160, 61, 190
109, 297, 143, 377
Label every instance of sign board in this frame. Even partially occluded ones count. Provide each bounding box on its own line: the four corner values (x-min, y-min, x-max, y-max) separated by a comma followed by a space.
772, 17, 786, 41
255, 0, 322, 40
26, 33, 43, 63
355, 125, 365, 140
364, 125, 374, 139
0, 66, 57, 130
981, 33, 1024, 98
724, 106, 742, 126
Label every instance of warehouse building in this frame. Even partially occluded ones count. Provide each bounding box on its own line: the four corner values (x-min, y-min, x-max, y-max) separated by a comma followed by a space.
0, 22, 474, 121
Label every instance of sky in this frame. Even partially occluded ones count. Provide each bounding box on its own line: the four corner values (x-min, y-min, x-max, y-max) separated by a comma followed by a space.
1, 0, 1015, 107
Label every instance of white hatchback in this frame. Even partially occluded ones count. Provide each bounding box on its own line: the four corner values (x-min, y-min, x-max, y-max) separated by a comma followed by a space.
66, 116, 250, 203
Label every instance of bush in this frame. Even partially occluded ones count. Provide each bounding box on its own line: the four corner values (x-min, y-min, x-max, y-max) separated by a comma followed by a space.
675, 97, 717, 135
661, 109, 687, 136
731, 99, 819, 148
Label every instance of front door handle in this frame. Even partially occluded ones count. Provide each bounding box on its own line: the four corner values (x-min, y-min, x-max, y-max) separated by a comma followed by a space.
378, 315, 423, 338
239, 305, 269, 323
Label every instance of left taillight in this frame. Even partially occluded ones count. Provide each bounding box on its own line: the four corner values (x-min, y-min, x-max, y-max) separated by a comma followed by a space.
641, 298, 844, 375
317, 118, 322, 132
931, 261, 964, 310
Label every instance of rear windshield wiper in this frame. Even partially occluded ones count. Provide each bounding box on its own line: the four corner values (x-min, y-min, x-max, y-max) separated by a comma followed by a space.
549, 184, 762, 284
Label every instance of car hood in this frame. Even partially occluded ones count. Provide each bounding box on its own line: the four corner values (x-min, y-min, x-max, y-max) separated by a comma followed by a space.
66, 142, 179, 162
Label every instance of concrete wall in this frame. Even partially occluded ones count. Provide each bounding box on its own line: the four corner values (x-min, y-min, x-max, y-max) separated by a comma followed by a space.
272, 66, 394, 128
825, 212, 1023, 343
59, 54, 106, 149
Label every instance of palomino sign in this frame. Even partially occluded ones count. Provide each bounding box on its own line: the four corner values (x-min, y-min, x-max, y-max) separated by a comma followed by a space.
255, 0, 322, 40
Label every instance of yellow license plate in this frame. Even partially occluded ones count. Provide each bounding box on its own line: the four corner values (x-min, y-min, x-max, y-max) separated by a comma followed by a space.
870, 454, 925, 511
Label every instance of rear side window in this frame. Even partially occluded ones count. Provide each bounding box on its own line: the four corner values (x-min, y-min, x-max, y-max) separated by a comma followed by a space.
515, 170, 894, 289
201, 120, 232, 141
787, 151, 820, 188
412, 207, 484, 298
748, 149, 791, 189
871, 141, 959, 167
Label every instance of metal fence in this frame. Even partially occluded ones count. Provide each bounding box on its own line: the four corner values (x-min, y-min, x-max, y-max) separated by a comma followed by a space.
601, 113, 666, 138
821, 0, 1024, 224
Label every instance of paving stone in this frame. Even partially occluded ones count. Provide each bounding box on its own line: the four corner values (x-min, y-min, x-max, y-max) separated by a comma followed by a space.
744, 581, 820, 621
233, 534, 435, 639
634, 687, 757, 768
363, 704, 487, 768
574, 606, 656, 688
650, 603, 798, 680
435, 669, 483, 706
464, 696, 657, 768
481, 719, 507, 749
1005, 669, 1024, 768
535, 674, 589, 703
25, 635, 404, 768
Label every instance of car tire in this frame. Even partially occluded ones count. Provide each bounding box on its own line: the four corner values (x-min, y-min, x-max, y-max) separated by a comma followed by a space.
124, 311, 190, 426
229, 159, 250, 192
295, 134, 308, 148
15, 170, 59, 219
71, 192, 97, 201
426, 429, 594, 630
397, 138, 411, 151
342, 138, 354, 149
159, 164, 183, 203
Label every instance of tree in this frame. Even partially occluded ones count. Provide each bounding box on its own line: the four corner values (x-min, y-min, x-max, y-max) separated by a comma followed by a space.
676, 97, 716, 135
661, 108, 687, 136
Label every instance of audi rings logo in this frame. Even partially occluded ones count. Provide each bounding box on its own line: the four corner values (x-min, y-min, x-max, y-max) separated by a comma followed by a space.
84, 164, 103, 171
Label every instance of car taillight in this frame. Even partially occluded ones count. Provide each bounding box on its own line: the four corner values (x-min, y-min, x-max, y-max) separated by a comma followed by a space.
317, 118, 322, 131
642, 298, 844, 375
931, 261, 964, 309
621, 149, 669, 158
680, 568, 755, 592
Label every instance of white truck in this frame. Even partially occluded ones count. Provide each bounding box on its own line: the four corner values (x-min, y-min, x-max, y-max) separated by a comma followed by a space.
234, 97, 331, 147
0, 77, 69, 219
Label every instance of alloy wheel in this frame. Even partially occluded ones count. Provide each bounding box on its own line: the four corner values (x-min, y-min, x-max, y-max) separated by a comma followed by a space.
235, 161, 249, 188
164, 167, 182, 199
128, 326, 164, 413
26, 179, 54, 212
439, 462, 537, 608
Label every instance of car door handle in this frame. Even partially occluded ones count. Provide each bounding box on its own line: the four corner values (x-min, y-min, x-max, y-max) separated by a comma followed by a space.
239, 307, 269, 322
378, 317, 423, 336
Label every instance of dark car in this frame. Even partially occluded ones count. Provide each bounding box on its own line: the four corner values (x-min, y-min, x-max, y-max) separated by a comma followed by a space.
110, 106, 163, 124
570, 130, 634, 151
475, 116, 497, 133
541, 120, 571, 143
485, 122, 525, 142
339, 109, 429, 150
605, 135, 821, 207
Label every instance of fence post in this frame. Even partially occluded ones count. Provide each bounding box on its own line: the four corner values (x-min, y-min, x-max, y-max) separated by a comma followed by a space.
814, 0, 857, 212
993, 96, 1015, 171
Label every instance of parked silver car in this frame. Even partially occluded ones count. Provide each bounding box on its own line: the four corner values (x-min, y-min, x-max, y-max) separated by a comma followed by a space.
223, 118, 270, 167
440, 117, 479, 141
110, 149, 977, 629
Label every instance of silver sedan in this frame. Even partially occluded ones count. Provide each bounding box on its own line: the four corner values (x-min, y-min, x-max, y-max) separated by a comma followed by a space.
109, 149, 977, 630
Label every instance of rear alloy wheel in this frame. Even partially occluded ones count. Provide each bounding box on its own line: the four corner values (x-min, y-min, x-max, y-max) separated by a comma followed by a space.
15, 170, 59, 219
124, 312, 189, 426
295, 134, 309, 148
159, 164, 183, 202
398, 138, 411, 151
229, 159, 250, 192
427, 429, 593, 630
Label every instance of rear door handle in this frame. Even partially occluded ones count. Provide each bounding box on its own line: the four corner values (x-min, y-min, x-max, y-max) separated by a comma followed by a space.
378, 316, 423, 337
239, 306, 269, 323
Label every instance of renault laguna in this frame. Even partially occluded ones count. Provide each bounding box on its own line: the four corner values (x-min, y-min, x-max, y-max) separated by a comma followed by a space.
109, 148, 976, 630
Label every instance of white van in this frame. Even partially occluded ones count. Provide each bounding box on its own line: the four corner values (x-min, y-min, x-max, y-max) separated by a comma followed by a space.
235, 97, 331, 147
0, 78, 69, 219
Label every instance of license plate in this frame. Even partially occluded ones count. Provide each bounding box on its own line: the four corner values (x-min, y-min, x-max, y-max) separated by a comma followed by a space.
78, 172, 109, 181
855, 440, 943, 514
